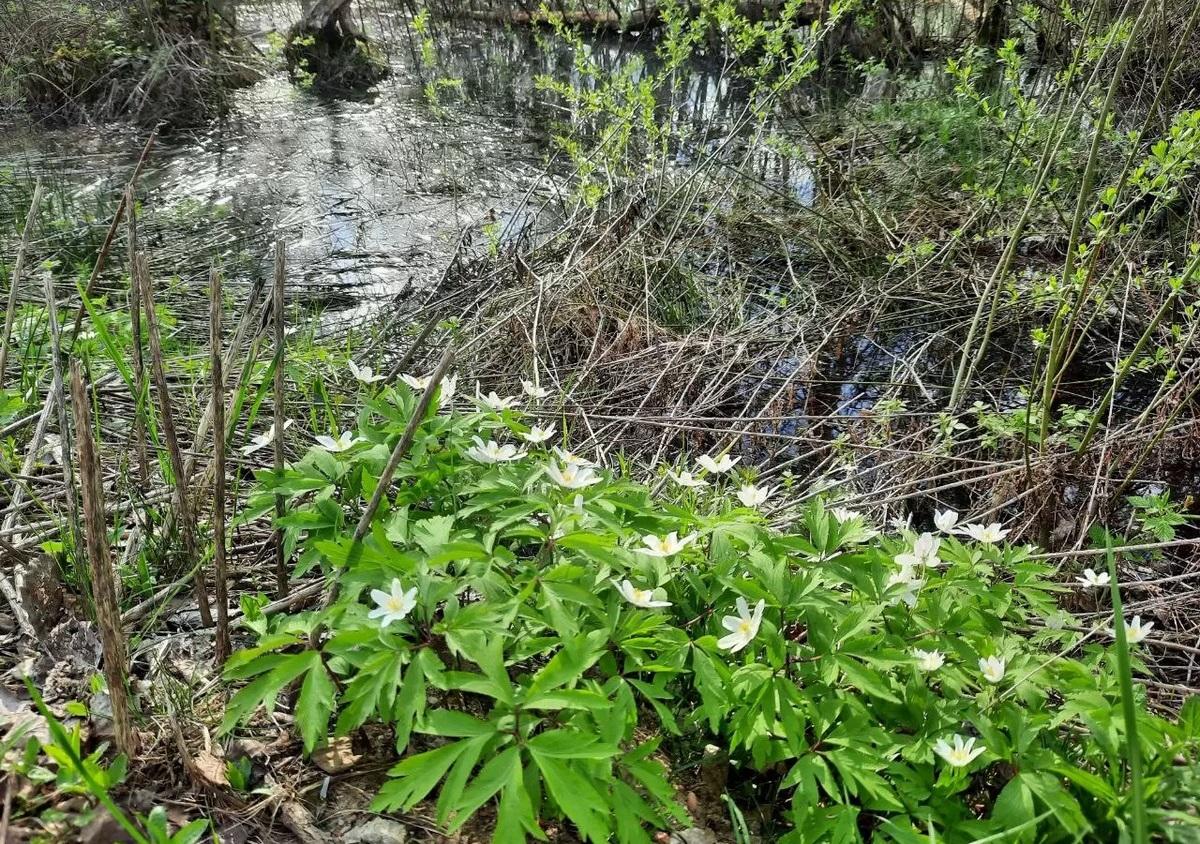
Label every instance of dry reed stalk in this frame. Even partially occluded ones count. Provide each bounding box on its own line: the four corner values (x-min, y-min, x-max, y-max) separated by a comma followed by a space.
210, 268, 232, 663
136, 251, 213, 627
183, 276, 266, 482
39, 261, 80, 556
125, 186, 151, 489
67, 131, 157, 348
69, 360, 136, 756
272, 241, 288, 599
0, 180, 43, 388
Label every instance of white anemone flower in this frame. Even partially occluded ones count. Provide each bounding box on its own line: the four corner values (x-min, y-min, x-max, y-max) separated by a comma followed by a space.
913, 649, 945, 672
522, 380, 550, 399
718, 597, 765, 653
241, 420, 293, 456
474, 383, 520, 411
933, 735, 986, 768
669, 470, 708, 489
315, 431, 360, 453
552, 446, 596, 467
465, 436, 525, 464
885, 567, 923, 607
978, 656, 1006, 684
697, 453, 739, 474
520, 424, 557, 444
404, 373, 457, 408
831, 507, 861, 523
545, 462, 602, 489
368, 579, 417, 627
1109, 614, 1154, 645
613, 579, 672, 608
1077, 568, 1111, 588
438, 374, 457, 408
736, 484, 773, 508
639, 532, 697, 557
897, 532, 942, 569
400, 373, 432, 390
958, 522, 1010, 544
933, 509, 959, 533
349, 360, 385, 384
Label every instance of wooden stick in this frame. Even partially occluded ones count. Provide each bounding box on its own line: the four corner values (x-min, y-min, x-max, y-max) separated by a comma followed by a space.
137, 252, 213, 627
126, 186, 150, 489
0, 180, 44, 388
69, 360, 136, 756
210, 268, 232, 663
272, 241, 288, 599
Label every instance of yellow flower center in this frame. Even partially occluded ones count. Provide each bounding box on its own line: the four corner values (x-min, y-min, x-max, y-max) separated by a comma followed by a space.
738, 620, 753, 636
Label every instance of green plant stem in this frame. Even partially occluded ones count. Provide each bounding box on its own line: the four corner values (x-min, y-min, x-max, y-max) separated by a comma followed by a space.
1105, 540, 1147, 844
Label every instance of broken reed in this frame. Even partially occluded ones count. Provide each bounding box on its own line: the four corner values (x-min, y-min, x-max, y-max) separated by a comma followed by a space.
136, 252, 214, 628
69, 360, 135, 756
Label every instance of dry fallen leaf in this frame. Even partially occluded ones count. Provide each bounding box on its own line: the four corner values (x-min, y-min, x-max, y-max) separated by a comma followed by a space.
192, 750, 229, 787
312, 736, 361, 774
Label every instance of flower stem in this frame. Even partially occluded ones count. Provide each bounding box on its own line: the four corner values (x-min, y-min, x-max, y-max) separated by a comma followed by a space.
1105, 538, 1148, 844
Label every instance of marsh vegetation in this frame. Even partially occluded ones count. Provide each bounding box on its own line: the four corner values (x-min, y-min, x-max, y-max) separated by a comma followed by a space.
2, 0, 1200, 841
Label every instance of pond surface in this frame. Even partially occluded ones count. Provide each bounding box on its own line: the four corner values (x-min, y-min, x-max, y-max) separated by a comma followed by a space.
0, 3, 815, 335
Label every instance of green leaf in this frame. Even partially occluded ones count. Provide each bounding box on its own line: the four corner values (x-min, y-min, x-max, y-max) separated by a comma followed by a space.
422, 709, 497, 738
527, 730, 615, 760
296, 653, 336, 753
374, 740, 473, 812
448, 745, 521, 832
531, 754, 610, 843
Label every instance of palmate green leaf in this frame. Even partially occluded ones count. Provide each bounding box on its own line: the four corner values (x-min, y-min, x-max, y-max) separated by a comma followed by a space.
296, 652, 337, 753
413, 514, 456, 555
448, 745, 522, 833
529, 632, 606, 695
436, 733, 490, 825
1022, 771, 1091, 839
991, 775, 1036, 841
373, 740, 473, 812
220, 650, 317, 734
334, 650, 404, 736
222, 634, 303, 677
494, 761, 545, 843
444, 630, 514, 704
836, 655, 902, 704
315, 534, 417, 575
531, 753, 611, 843
422, 709, 496, 738
527, 730, 616, 760
691, 647, 730, 732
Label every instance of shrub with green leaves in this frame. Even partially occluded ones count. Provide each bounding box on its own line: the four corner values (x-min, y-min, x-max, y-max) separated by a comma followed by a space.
222, 374, 1200, 842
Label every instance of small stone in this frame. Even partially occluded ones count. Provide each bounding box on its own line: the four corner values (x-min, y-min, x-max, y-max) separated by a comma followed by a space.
80, 811, 136, 844
88, 692, 114, 740
670, 829, 719, 844
344, 817, 409, 844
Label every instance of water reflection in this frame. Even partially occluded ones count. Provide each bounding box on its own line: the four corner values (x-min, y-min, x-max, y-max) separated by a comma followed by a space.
0, 5, 818, 330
